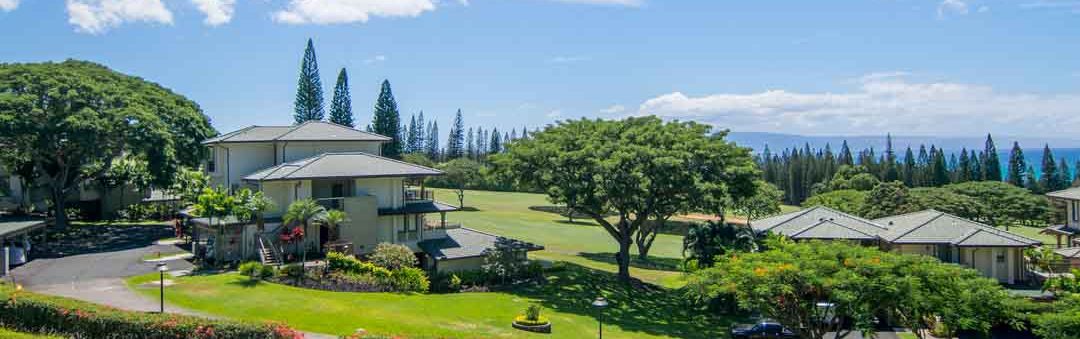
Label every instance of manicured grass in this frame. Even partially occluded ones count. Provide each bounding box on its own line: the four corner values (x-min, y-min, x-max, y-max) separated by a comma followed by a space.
431, 189, 689, 287
1007, 225, 1059, 247
128, 265, 736, 339
429, 189, 799, 287
0, 328, 63, 339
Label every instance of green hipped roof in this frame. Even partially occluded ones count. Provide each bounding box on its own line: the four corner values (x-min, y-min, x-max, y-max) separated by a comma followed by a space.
203, 121, 390, 144
752, 207, 1041, 247
242, 152, 442, 182
418, 228, 543, 260
874, 210, 1041, 247
751, 206, 888, 240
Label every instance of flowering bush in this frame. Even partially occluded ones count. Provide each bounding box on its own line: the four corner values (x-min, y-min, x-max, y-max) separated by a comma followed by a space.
0, 283, 299, 338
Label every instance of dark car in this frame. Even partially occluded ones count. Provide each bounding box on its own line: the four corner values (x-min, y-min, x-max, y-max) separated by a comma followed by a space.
730, 320, 798, 339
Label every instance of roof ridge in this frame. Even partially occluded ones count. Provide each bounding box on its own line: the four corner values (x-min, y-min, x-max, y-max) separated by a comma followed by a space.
204, 125, 257, 143
328, 151, 444, 174
815, 205, 889, 230
934, 211, 1042, 244
886, 210, 946, 242
874, 208, 939, 222
790, 219, 878, 239
272, 121, 311, 141
762, 206, 819, 232
951, 227, 983, 245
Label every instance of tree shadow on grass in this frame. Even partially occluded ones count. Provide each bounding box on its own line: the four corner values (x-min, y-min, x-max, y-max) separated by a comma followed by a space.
506, 262, 737, 339
227, 279, 262, 288
29, 221, 173, 259
578, 252, 683, 272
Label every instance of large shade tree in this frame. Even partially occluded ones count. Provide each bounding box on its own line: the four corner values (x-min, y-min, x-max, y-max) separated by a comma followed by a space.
0, 60, 214, 228
496, 116, 757, 282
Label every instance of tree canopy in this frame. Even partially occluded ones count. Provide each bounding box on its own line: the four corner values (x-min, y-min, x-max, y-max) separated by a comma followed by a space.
496, 116, 757, 282
293, 38, 324, 124
684, 240, 1018, 339
0, 60, 214, 227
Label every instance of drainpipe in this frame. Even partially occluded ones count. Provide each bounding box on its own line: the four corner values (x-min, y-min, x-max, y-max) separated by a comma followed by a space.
225, 146, 231, 192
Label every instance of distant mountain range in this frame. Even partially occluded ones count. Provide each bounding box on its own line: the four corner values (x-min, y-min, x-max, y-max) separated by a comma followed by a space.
726, 132, 1080, 154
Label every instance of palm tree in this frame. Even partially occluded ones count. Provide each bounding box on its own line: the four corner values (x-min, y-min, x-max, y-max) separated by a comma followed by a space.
317, 209, 349, 243
683, 221, 757, 268
283, 199, 326, 266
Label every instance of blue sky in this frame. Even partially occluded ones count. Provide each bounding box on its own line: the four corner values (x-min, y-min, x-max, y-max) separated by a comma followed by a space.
0, 0, 1078, 137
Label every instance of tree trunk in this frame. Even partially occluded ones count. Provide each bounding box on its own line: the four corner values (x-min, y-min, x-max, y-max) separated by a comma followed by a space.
616, 231, 632, 283
51, 187, 69, 230
635, 218, 665, 260
457, 188, 465, 208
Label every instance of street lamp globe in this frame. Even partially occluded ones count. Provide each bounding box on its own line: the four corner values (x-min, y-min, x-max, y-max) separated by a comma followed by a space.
592, 297, 608, 308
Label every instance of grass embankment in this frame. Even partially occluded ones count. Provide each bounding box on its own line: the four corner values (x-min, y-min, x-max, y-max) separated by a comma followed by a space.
0, 328, 62, 339
128, 264, 734, 339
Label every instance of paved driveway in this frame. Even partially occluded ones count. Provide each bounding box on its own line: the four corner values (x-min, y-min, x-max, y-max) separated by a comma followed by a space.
10, 241, 196, 314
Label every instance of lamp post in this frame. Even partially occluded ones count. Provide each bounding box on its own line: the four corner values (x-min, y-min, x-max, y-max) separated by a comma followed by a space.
592, 297, 608, 339
157, 263, 169, 313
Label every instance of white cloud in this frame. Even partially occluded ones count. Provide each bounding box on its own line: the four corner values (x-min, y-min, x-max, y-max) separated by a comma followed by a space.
857, 71, 911, 83
190, 0, 235, 26
937, 0, 969, 18
636, 75, 1080, 137
364, 55, 387, 64
66, 0, 173, 34
273, 0, 436, 25
599, 105, 626, 114
0, 0, 19, 12
551, 0, 642, 6
546, 110, 563, 118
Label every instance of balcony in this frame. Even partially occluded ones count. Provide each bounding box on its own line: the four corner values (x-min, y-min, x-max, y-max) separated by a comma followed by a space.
315, 197, 345, 210
422, 220, 461, 240
405, 188, 434, 203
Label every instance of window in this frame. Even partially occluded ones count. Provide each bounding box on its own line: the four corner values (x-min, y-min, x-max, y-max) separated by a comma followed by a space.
1073, 201, 1079, 222
206, 147, 216, 173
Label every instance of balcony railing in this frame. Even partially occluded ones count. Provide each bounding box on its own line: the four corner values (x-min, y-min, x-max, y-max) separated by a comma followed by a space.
397, 231, 420, 241
315, 197, 345, 210
423, 220, 462, 231
405, 188, 434, 202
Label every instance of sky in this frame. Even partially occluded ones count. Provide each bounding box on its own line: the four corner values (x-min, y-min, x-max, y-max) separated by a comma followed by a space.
0, 0, 1078, 138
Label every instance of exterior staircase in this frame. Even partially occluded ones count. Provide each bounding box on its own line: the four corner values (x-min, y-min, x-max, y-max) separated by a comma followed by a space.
258, 236, 281, 266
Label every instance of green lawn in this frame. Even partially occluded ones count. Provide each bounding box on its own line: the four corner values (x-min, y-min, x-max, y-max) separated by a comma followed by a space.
0, 328, 63, 339
128, 265, 735, 339
431, 189, 691, 287
1007, 225, 1058, 247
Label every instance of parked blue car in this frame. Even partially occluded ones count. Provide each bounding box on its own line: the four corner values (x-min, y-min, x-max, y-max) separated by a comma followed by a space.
730, 320, 798, 339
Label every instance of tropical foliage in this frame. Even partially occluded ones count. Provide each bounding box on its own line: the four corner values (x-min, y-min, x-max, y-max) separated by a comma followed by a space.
682, 221, 757, 268
684, 240, 1018, 339
0, 60, 214, 228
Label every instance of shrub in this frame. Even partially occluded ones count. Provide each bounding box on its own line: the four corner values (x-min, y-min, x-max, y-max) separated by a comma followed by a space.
0, 283, 301, 338
238, 262, 272, 280
389, 267, 430, 293
448, 274, 463, 291
327, 251, 391, 278
369, 243, 418, 270
525, 304, 542, 321
513, 315, 550, 326
279, 264, 305, 278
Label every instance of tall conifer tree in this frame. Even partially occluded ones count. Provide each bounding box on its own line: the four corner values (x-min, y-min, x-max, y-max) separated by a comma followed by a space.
446, 109, 465, 159
1041, 144, 1058, 192
489, 127, 502, 154
1007, 142, 1026, 187
372, 80, 403, 158
293, 38, 325, 124
426, 121, 440, 160
329, 68, 354, 127
983, 134, 1002, 181
838, 141, 853, 166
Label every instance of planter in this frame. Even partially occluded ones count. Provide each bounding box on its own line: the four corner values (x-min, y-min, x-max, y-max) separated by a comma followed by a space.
512, 317, 551, 334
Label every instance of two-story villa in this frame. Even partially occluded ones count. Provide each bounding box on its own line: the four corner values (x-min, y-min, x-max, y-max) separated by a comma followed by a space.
190, 121, 540, 272
1043, 187, 1080, 268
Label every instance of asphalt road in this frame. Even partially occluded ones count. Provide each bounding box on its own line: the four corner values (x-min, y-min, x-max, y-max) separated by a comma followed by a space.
9, 241, 196, 313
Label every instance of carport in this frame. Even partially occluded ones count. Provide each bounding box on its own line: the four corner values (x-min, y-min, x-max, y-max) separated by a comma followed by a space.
1, 218, 47, 276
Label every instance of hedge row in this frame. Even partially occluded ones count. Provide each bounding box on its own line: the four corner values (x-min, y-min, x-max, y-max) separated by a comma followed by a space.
0, 283, 302, 339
